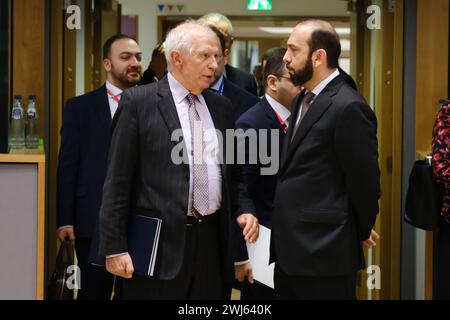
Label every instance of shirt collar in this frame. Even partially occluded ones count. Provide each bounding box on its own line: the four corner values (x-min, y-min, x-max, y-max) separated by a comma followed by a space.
310, 68, 340, 96
105, 80, 123, 96
211, 74, 225, 92
167, 72, 207, 106
168, 72, 191, 104
265, 93, 290, 122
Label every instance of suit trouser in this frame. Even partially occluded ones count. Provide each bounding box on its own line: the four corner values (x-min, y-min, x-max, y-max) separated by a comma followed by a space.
274, 264, 356, 300
241, 281, 275, 300
75, 237, 120, 300
434, 218, 450, 299
122, 212, 224, 300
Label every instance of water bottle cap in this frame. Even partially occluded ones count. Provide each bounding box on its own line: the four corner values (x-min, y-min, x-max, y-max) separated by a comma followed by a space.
29, 95, 36, 100
14, 95, 22, 100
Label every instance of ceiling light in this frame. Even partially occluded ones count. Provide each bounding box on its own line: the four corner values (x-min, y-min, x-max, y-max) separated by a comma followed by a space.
258, 27, 293, 34
335, 27, 351, 35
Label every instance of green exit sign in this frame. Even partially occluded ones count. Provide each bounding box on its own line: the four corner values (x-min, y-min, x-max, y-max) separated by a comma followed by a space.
248, 0, 272, 11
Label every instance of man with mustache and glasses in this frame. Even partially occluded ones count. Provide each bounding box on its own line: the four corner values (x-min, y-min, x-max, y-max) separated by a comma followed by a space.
234, 47, 301, 300
56, 34, 142, 300
270, 20, 381, 299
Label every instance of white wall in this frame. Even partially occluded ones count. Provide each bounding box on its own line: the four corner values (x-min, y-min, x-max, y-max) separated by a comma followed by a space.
120, 0, 158, 68
119, 0, 348, 68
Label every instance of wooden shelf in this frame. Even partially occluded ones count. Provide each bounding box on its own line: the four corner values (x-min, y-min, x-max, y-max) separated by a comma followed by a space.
0, 152, 45, 164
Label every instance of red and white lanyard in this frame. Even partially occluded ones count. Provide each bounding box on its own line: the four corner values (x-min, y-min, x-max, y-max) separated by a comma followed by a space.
107, 88, 121, 103
273, 110, 288, 133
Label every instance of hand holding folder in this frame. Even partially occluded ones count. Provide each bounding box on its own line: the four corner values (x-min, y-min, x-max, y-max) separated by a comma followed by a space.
89, 210, 162, 278
105, 253, 134, 279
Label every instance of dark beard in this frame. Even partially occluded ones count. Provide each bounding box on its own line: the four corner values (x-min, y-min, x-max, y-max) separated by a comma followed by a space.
289, 56, 313, 87
111, 65, 142, 87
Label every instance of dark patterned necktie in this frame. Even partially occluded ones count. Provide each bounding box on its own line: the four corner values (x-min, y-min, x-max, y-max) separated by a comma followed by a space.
291, 92, 316, 142
186, 93, 209, 217
299, 92, 315, 122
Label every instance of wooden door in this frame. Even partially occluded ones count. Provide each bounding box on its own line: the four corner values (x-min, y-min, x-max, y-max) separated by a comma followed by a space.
63, 1, 77, 105
354, 0, 404, 300
92, 0, 121, 89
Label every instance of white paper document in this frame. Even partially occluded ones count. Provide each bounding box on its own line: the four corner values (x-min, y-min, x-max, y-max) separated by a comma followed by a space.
246, 225, 274, 289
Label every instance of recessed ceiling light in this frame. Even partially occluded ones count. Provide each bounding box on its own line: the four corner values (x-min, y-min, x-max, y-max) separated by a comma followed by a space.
258, 27, 293, 34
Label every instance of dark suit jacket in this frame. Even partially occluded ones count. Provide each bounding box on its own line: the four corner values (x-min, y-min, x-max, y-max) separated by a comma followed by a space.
219, 79, 259, 265
98, 76, 254, 292
56, 85, 112, 238
232, 97, 287, 262
271, 75, 381, 276
222, 78, 260, 121
138, 66, 157, 86
225, 64, 258, 96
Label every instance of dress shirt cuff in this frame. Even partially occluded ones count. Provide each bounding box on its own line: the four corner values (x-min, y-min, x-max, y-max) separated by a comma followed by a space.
106, 252, 128, 259
57, 225, 73, 230
234, 259, 250, 266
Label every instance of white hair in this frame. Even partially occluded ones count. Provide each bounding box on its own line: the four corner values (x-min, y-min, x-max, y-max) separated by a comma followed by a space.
164, 19, 216, 70
198, 13, 233, 37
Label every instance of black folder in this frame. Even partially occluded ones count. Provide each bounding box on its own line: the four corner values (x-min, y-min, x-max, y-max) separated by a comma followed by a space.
89, 211, 162, 277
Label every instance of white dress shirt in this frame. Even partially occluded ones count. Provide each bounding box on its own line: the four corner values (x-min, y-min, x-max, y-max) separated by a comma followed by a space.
265, 93, 291, 128
105, 80, 123, 119
168, 72, 222, 216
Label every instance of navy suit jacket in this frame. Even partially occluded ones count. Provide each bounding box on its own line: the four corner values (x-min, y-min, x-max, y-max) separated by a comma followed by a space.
57, 85, 112, 238
222, 78, 260, 121
216, 78, 259, 264
231, 97, 287, 262
225, 64, 258, 96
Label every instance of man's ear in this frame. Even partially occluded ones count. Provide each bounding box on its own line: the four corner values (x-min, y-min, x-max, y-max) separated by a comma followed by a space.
266, 74, 278, 92
223, 48, 231, 58
170, 51, 182, 67
312, 49, 327, 68
225, 37, 234, 54
103, 58, 111, 72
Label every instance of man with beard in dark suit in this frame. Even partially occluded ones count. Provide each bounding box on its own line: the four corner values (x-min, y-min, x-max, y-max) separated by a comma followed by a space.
57, 34, 143, 299
234, 47, 301, 299
271, 19, 380, 300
